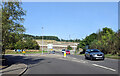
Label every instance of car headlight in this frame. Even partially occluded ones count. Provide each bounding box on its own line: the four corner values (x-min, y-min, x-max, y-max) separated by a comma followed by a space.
92, 54, 96, 56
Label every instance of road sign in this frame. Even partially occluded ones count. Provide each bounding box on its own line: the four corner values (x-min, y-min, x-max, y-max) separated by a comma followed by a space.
22, 51, 25, 53
47, 44, 53, 49
22, 51, 26, 55
17, 49, 21, 52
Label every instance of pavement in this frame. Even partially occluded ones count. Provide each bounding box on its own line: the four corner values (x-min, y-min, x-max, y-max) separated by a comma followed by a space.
0, 54, 28, 75
0, 63, 27, 74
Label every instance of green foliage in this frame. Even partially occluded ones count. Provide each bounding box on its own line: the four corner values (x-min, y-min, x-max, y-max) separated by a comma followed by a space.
77, 33, 97, 50
92, 27, 118, 54
22, 34, 60, 41
15, 40, 25, 49
2, 1, 40, 52
0, 8, 2, 49
22, 34, 81, 42
60, 39, 81, 42
5, 33, 23, 49
24, 37, 40, 50
77, 27, 120, 55
2, 2, 26, 53
6, 36, 40, 50
67, 45, 72, 50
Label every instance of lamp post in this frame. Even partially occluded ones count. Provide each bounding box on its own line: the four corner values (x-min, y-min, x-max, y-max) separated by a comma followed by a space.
73, 34, 76, 53
42, 27, 43, 55
74, 39, 76, 51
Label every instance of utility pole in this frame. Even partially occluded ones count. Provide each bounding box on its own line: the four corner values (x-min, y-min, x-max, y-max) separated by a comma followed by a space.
42, 27, 43, 55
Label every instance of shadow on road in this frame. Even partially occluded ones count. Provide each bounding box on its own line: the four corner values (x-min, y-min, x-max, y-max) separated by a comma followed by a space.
3, 55, 45, 68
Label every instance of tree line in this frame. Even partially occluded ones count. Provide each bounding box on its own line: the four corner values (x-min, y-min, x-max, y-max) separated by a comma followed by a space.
22, 34, 81, 42
60, 39, 81, 42
77, 27, 120, 55
5, 33, 40, 50
22, 34, 61, 41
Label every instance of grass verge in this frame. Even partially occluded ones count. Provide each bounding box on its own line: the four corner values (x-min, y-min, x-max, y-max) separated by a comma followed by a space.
105, 54, 120, 59
5, 50, 48, 54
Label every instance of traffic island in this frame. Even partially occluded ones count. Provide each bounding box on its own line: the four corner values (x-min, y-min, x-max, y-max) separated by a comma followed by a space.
0, 63, 28, 75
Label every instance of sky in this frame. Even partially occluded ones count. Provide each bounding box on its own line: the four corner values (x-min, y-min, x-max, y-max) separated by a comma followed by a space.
22, 2, 118, 40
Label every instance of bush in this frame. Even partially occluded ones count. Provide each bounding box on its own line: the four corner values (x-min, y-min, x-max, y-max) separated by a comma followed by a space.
67, 45, 72, 50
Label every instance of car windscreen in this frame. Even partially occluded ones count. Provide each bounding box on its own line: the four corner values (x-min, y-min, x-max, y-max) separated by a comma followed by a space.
66, 50, 70, 52
62, 49, 65, 51
90, 49, 100, 52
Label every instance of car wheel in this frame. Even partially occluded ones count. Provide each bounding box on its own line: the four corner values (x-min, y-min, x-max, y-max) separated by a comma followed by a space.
90, 56, 93, 61
85, 55, 88, 59
102, 57, 104, 60
90, 57, 93, 61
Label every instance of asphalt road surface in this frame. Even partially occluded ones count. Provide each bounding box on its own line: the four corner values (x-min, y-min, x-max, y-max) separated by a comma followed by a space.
4, 52, 119, 75
68, 54, 119, 72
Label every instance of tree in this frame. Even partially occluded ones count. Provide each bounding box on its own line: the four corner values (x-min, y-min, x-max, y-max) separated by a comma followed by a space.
24, 37, 40, 50
32, 40, 40, 50
14, 40, 25, 49
77, 33, 97, 51
78, 27, 119, 55
2, 1, 26, 54
0, 8, 2, 54
67, 45, 72, 50
89, 27, 118, 54
98, 27, 115, 54
5, 33, 23, 49
24, 37, 33, 49
115, 29, 120, 55
84, 33, 97, 45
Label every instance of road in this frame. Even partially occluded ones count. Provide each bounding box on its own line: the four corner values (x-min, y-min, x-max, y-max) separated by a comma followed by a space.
3, 52, 119, 75
68, 54, 119, 72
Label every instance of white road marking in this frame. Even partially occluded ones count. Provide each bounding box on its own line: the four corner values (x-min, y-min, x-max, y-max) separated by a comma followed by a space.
71, 59, 87, 63
73, 58, 77, 59
58, 58, 63, 59
92, 64, 116, 72
58, 58, 67, 60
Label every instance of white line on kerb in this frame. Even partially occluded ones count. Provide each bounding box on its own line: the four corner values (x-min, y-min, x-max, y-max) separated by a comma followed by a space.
92, 64, 116, 72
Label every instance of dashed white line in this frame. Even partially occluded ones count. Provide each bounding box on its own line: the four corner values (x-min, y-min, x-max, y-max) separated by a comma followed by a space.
92, 64, 116, 72
58, 58, 67, 60
73, 58, 77, 59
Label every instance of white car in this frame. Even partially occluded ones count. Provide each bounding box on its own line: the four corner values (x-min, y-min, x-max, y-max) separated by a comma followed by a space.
62, 49, 65, 54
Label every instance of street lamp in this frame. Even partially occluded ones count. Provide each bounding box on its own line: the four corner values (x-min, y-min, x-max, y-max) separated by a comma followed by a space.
73, 34, 76, 53
42, 27, 44, 55
74, 39, 76, 51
